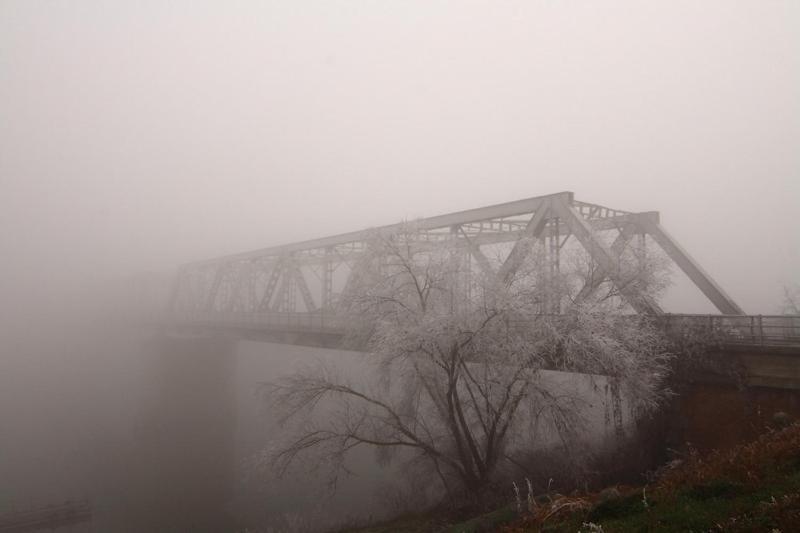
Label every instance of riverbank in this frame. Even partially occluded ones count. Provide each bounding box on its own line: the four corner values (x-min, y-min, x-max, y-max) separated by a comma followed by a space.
340, 423, 800, 532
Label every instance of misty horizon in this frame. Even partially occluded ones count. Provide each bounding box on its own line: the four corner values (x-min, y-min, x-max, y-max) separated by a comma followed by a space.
2, 1, 798, 315
1, 2, 798, 532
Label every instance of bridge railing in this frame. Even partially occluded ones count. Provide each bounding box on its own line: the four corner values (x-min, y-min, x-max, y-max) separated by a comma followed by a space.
659, 314, 800, 347
169, 310, 800, 348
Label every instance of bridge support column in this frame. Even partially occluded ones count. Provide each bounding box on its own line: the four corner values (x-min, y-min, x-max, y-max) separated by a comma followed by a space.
670, 383, 800, 452
666, 347, 800, 453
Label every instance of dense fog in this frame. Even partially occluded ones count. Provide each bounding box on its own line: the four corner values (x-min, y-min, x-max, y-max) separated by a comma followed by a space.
1, 1, 798, 532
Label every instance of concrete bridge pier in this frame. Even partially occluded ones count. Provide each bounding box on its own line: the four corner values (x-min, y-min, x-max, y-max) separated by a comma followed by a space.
667, 346, 800, 453
673, 382, 800, 452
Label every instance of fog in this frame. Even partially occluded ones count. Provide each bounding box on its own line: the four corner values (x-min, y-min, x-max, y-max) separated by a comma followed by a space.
1, 1, 798, 531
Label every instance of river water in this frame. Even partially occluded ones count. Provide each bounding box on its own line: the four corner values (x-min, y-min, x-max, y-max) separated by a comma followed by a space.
0, 322, 625, 532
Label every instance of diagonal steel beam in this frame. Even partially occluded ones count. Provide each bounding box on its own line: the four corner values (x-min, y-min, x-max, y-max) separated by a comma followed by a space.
458, 227, 495, 276
205, 264, 225, 311
551, 198, 662, 315
223, 262, 249, 311
289, 260, 317, 312
638, 217, 744, 315
270, 267, 295, 312
321, 247, 335, 310
335, 252, 373, 311
574, 222, 639, 303
258, 259, 284, 311
497, 199, 552, 285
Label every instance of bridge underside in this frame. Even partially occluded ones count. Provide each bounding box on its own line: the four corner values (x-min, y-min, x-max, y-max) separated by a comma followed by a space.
170, 191, 745, 335
178, 318, 346, 349
170, 315, 800, 393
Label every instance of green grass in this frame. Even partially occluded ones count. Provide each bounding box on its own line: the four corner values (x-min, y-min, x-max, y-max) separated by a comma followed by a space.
343, 471, 800, 533
599, 472, 800, 532
528, 471, 800, 533
508, 424, 800, 532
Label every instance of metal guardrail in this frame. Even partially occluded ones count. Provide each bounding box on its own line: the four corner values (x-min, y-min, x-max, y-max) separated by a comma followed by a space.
170, 311, 800, 349
659, 314, 800, 347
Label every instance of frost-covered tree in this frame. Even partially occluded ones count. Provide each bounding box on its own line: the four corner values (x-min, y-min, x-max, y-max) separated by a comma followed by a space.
783, 284, 800, 315
266, 223, 673, 500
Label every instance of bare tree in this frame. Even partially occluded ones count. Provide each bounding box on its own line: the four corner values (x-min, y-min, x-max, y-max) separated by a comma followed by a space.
783, 284, 800, 315
266, 223, 672, 500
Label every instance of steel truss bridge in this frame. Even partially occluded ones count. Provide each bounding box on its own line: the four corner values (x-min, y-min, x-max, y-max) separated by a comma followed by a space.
168, 191, 799, 350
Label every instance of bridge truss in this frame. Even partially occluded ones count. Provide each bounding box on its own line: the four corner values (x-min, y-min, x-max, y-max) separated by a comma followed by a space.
169, 192, 743, 338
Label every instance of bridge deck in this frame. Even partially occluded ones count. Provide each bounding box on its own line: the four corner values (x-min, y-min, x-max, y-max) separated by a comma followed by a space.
169, 312, 800, 351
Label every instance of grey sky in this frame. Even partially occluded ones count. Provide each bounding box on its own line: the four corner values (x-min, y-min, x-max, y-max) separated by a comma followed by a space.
1, 1, 798, 313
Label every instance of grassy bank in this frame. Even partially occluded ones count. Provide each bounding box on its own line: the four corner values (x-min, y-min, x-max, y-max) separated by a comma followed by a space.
343, 423, 800, 532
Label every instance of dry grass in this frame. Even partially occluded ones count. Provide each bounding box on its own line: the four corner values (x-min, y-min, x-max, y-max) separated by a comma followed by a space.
656, 422, 800, 493
498, 423, 800, 532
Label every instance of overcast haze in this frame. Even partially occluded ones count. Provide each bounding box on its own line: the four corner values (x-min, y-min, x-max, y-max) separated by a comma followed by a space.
2, 1, 798, 313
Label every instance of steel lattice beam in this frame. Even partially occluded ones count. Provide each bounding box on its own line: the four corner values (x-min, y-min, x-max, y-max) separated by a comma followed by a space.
550, 197, 663, 315
170, 191, 744, 321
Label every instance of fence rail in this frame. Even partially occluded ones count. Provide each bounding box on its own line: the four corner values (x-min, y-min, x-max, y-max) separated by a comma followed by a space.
169, 311, 800, 349
659, 314, 800, 347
